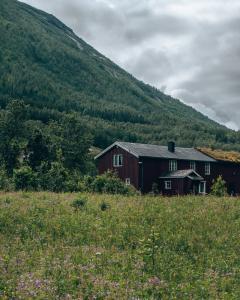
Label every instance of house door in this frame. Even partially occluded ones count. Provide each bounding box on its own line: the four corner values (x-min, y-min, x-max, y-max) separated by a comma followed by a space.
192, 182, 199, 194
199, 181, 206, 194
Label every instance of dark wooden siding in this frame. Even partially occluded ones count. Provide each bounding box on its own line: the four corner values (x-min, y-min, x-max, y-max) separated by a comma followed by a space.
140, 157, 240, 194
214, 162, 240, 195
194, 160, 240, 194
97, 146, 140, 190
140, 157, 168, 193
97, 147, 240, 195
159, 178, 184, 195
140, 157, 207, 193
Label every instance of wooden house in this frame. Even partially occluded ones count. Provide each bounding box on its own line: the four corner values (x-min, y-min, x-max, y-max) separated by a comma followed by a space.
95, 141, 240, 195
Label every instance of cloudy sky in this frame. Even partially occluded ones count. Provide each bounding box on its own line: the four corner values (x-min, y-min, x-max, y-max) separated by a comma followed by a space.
21, 0, 240, 130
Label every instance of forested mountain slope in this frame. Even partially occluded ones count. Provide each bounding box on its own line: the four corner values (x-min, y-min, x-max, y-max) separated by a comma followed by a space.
0, 0, 239, 150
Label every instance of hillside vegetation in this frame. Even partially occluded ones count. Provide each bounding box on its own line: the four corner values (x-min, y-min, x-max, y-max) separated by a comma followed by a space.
1, 0, 240, 150
1, 193, 240, 299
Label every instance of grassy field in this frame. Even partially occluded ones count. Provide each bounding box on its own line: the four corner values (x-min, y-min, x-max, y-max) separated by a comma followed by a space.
1, 193, 240, 299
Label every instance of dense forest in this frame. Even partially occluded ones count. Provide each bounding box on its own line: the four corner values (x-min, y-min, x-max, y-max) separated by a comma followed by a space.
0, 100, 96, 190
0, 0, 240, 190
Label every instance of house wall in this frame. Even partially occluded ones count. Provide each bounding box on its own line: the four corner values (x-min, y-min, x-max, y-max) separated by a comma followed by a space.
139, 157, 165, 193
159, 178, 184, 195
97, 146, 140, 190
97, 147, 240, 195
214, 162, 240, 195
194, 161, 240, 194
192, 161, 216, 193
140, 157, 214, 193
140, 158, 240, 194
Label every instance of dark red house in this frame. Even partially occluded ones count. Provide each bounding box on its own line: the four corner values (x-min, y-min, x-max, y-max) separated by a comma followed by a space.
95, 141, 240, 195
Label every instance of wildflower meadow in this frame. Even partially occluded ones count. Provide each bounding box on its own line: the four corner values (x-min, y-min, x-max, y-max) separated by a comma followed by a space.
1, 192, 240, 299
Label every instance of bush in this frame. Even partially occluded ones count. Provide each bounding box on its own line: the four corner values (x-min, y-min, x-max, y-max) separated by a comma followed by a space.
36, 162, 81, 192
71, 198, 87, 211
9, 165, 137, 194
211, 175, 227, 197
42, 161, 69, 193
0, 168, 13, 191
78, 175, 94, 192
48, 162, 68, 192
100, 201, 110, 211
64, 171, 82, 192
91, 171, 136, 195
13, 166, 37, 190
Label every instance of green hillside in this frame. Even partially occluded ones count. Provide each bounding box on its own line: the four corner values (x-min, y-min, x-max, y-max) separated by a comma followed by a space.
0, 0, 239, 149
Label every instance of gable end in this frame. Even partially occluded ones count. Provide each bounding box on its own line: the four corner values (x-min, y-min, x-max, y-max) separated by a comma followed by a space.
94, 142, 139, 160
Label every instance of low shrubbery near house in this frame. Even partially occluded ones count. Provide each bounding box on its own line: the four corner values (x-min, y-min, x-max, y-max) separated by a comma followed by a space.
89, 171, 136, 195
211, 175, 227, 197
78, 171, 137, 195
2, 166, 136, 195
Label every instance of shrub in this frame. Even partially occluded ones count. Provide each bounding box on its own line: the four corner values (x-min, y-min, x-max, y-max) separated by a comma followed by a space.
65, 179, 79, 192
48, 162, 68, 192
13, 166, 37, 191
91, 171, 136, 195
71, 198, 87, 211
64, 171, 81, 192
80, 175, 95, 192
100, 201, 110, 211
0, 168, 13, 191
211, 175, 227, 197
37, 162, 81, 192
43, 161, 68, 193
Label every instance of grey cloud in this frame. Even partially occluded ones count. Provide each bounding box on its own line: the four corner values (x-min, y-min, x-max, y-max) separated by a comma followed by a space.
124, 48, 173, 86
124, 10, 192, 43
173, 16, 240, 128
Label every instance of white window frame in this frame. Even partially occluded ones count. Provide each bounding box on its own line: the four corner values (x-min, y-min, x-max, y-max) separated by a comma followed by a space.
199, 181, 206, 194
169, 160, 177, 172
125, 178, 131, 185
113, 154, 123, 167
205, 163, 211, 175
164, 180, 172, 190
190, 161, 196, 171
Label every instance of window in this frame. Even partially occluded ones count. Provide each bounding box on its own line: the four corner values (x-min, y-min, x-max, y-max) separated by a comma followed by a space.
165, 181, 172, 190
169, 160, 177, 172
190, 161, 196, 171
113, 154, 123, 167
199, 181, 206, 194
125, 178, 131, 185
205, 163, 211, 175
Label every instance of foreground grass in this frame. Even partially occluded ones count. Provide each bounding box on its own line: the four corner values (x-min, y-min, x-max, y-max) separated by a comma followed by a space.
1, 193, 240, 299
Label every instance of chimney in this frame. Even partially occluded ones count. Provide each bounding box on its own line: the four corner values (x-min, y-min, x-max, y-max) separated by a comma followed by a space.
168, 141, 175, 153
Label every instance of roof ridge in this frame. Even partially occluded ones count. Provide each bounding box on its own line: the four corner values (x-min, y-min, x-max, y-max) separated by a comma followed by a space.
95, 141, 216, 162
118, 141, 197, 149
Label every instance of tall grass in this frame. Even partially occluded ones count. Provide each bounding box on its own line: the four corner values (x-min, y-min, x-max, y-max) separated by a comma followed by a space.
0, 192, 240, 299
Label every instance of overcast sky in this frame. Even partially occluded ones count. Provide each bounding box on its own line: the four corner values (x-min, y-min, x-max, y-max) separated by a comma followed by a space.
21, 0, 240, 130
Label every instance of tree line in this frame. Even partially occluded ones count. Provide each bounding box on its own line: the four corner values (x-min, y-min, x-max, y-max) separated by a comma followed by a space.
0, 100, 95, 191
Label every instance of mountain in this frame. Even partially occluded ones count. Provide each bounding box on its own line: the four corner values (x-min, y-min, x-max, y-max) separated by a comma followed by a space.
0, 0, 239, 150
